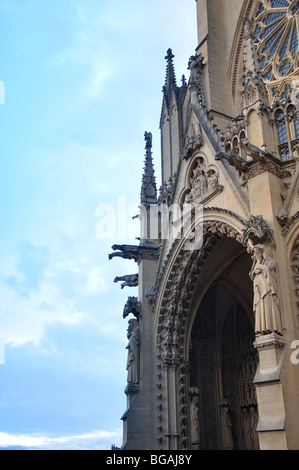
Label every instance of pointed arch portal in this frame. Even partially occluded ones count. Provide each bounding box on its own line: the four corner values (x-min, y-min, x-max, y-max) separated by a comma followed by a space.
185, 236, 259, 450
185, 235, 259, 450
189, 283, 259, 450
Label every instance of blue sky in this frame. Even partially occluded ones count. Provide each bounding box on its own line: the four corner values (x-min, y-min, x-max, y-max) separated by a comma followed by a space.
0, 0, 197, 450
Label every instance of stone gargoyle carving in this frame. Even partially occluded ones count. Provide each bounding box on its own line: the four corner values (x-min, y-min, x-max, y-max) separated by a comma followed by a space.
215, 151, 248, 171
241, 138, 268, 163
114, 274, 138, 289
123, 296, 142, 321
108, 244, 140, 261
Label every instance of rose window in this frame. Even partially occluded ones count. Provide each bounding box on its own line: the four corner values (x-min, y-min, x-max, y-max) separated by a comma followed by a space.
253, 0, 299, 83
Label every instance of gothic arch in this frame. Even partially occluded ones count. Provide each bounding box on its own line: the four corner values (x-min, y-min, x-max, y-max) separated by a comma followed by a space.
155, 216, 256, 450
188, 279, 258, 450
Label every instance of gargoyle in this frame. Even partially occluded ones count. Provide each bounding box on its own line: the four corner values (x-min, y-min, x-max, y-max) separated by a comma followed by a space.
241, 138, 267, 163
114, 274, 139, 289
215, 151, 248, 171
108, 244, 140, 261
123, 296, 142, 320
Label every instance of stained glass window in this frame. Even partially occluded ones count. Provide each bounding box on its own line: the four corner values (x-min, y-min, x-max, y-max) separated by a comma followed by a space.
275, 110, 288, 143
253, 0, 299, 82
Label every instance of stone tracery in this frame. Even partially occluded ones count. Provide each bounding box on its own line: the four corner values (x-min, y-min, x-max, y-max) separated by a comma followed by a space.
253, 0, 299, 85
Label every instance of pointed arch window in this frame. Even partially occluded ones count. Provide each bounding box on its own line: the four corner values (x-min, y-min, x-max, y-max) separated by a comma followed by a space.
288, 105, 299, 138
275, 109, 290, 159
275, 110, 288, 143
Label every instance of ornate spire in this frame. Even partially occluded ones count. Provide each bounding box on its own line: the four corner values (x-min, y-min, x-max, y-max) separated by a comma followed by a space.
163, 48, 179, 110
141, 131, 157, 206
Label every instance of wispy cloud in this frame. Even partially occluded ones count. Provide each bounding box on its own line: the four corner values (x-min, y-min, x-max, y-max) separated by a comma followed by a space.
0, 429, 122, 450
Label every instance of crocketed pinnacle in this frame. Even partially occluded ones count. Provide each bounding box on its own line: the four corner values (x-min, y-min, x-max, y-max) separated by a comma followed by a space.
140, 131, 157, 206
163, 48, 180, 110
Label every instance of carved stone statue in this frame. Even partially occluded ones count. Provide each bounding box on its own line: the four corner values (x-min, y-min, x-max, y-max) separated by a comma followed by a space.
207, 170, 218, 192
188, 53, 205, 98
241, 404, 252, 450
249, 403, 259, 450
185, 159, 219, 204
249, 244, 283, 336
219, 400, 234, 450
190, 388, 200, 447
126, 318, 140, 385
144, 131, 152, 149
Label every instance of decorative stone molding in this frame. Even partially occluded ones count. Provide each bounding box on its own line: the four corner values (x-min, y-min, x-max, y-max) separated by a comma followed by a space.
254, 333, 286, 353
182, 135, 203, 160
243, 215, 274, 246
241, 160, 292, 182
280, 211, 299, 237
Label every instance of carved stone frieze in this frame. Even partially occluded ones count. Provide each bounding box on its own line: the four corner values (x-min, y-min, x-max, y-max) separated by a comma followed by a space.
280, 211, 299, 237
241, 160, 292, 182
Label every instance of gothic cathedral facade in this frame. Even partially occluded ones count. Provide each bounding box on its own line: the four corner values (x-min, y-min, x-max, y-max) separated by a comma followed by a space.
109, 0, 299, 450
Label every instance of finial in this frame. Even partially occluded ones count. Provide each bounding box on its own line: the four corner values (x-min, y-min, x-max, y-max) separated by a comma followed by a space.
165, 48, 175, 61
144, 131, 152, 151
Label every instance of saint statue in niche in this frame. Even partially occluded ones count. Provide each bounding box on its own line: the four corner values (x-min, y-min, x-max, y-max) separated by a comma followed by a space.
185, 159, 218, 203
249, 244, 283, 336
126, 318, 140, 384
219, 400, 234, 450
190, 387, 200, 447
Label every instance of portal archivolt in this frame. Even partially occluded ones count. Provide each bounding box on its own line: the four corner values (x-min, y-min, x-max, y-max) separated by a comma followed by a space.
156, 220, 259, 450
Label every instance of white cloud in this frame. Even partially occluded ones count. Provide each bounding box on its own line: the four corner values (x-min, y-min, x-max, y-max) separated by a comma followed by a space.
85, 267, 108, 294
0, 280, 85, 347
0, 429, 122, 450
